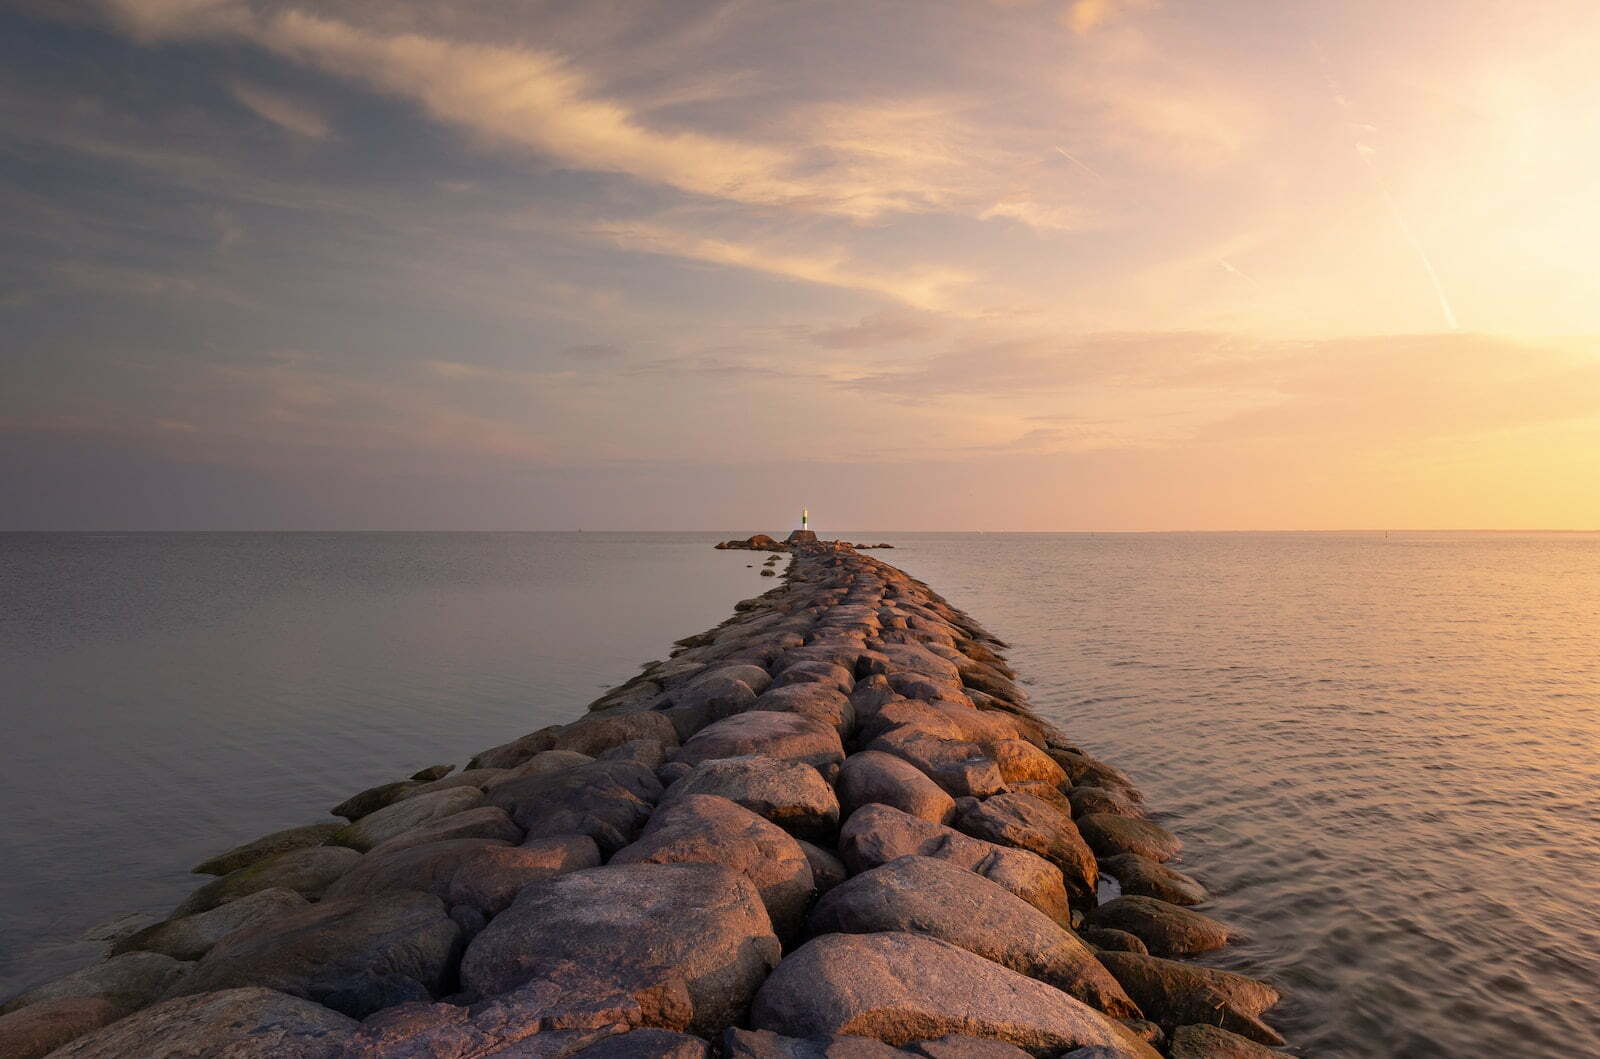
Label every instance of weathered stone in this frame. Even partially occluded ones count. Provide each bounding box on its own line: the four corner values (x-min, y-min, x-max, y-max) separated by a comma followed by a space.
366, 805, 524, 856
990, 740, 1068, 787
332, 780, 422, 821
112, 887, 309, 960
675, 711, 846, 783
446, 834, 602, 915
1008, 781, 1076, 819
614, 794, 814, 939
397, 768, 511, 801
661, 674, 760, 738
866, 728, 1005, 798
2, 951, 189, 1015
468, 727, 560, 771
1049, 752, 1141, 801
460, 863, 780, 1037
1099, 854, 1208, 906
173, 846, 363, 916
838, 805, 1071, 926
836, 751, 956, 825
45, 987, 357, 1058
329, 786, 487, 852
1087, 897, 1235, 957
663, 755, 840, 841
411, 764, 455, 782
1076, 815, 1181, 863
322, 837, 512, 902
952, 793, 1097, 902
1068, 787, 1146, 820
748, 932, 1142, 1057
192, 822, 346, 876
750, 684, 855, 737
1096, 952, 1282, 1045
0, 996, 123, 1059
172, 891, 461, 1018
487, 760, 662, 854
657, 761, 694, 786
1078, 928, 1148, 955
723, 1027, 906, 1059
1167, 1024, 1284, 1058
796, 839, 848, 895
571, 1028, 711, 1059
480, 749, 597, 794
910, 1036, 1036, 1059
554, 712, 682, 757
600, 738, 672, 769
771, 660, 855, 696
808, 857, 1137, 1018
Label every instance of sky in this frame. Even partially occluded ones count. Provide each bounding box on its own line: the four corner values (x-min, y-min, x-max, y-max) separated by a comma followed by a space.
3, 0, 1599, 530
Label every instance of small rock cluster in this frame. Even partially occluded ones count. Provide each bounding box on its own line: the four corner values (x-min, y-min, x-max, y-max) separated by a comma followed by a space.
0, 541, 1284, 1058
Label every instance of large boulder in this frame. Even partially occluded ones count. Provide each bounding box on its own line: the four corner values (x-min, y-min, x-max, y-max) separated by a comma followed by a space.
554, 711, 682, 757
770, 660, 855, 696
1167, 1024, 1284, 1058
328, 786, 487, 852
749, 684, 855, 738
1049, 752, 1141, 801
722, 1027, 907, 1059
43, 987, 356, 1058
572, 1028, 712, 1059
748, 932, 1146, 1057
1086, 897, 1235, 957
990, 740, 1067, 787
487, 760, 662, 854
1095, 952, 1282, 1045
952, 793, 1097, 903
1, 951, 189, 1015
468, 726, 560, 771
808, 857, 1137, 1018
836, 751, 956, 825
321, 837, 512, 902
0, 996, 123, 1059
675, 712, 846, 783
447, 834, 603, 916
796, 839, 848, 896
460, 863, 781, 1036
866, 728, 1005, 798
173, 846, 362, 916
613, 794, 815, 939
1075, 815, 1181, 863
1098, 854, 1208, 906
366, 805, 524, 856
662, 755, 840, 841
171, 891, 462, 1018
1068, 787, 1145, 821
111, 887, 309, 960
331, 780, 421, 821
192, 822, 346, 876
838, 805, 1071, 925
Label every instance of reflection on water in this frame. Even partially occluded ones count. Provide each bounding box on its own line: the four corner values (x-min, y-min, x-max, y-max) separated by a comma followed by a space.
2, 531, 1596, 1058
890, 532, 1600, 1059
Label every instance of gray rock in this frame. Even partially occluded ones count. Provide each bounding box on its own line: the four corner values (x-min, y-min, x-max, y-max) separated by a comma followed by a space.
663, 755, 840, 841
600, 738, 672, 769
447, 834, 602, 915
675, 712, 846, 783
172, 891, 461, 1018
836, 751, 956, 825
2, 951, 189, 1016
865, 728, 1005, 799
613, 794, 814, 939
795, 839, 847, 895
172, 846, 362, 916
749, 684, 856, 738
723, 1027, 906, 1059
748, 932, 1143, 1057
1078, 928, 1148, 955
460, 863, 779, 1036
322, 837, 512, 902
487, 759, 662, 854
770, 660, 855, 696
1087, 897, 1236, 957
554, 712, 681, 757
0, 996, 123, 1059
838, 805, 1071, 926
396, 768, 511, 801
480, 749, 597, 794
1049, 752, 1142, 801
112, 887, 310, 961
192, 822, 347, 876
411, 764, 455, 782
808, 856, 1137, 1018
910, 1035, 1035, 1059
1098, 854, 1208, 906
45, 987, 357, 1058
1095, 952, 1282, 1045
952, 792, 1097, 903
328, 786, 487, 852
468, 726, 560, 771
1075, 815, 1181, 863
1068, 787, 1146, 820
1167, 1024, 1284, 1058
331, 780, 422, 822
571, 1028, 711, 1059
365, 805, 524, 856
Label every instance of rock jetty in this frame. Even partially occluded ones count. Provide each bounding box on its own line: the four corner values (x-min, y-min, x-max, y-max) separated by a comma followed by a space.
2, 539, 1284, 1058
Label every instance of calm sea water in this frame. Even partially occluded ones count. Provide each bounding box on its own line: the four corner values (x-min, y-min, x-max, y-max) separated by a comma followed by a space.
2, 532, 1597, 1058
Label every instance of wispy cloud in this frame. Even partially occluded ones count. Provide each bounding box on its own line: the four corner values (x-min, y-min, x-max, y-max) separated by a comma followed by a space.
228, 80, 331, 139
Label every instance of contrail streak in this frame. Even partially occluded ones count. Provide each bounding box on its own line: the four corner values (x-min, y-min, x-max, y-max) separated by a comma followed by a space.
1215, 257, 1264, 291
1316, 45, 1460, 331
1054, 146, 1106, 183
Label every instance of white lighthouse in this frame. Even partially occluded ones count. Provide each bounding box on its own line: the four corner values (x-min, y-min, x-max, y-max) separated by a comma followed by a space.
801, 508, 809, 532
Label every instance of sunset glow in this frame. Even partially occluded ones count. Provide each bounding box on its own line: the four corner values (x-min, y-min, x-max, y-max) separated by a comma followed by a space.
4, 0, 1599, 528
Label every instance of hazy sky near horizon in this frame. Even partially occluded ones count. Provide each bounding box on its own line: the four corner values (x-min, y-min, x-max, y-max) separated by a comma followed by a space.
4, 0, 1599, 529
